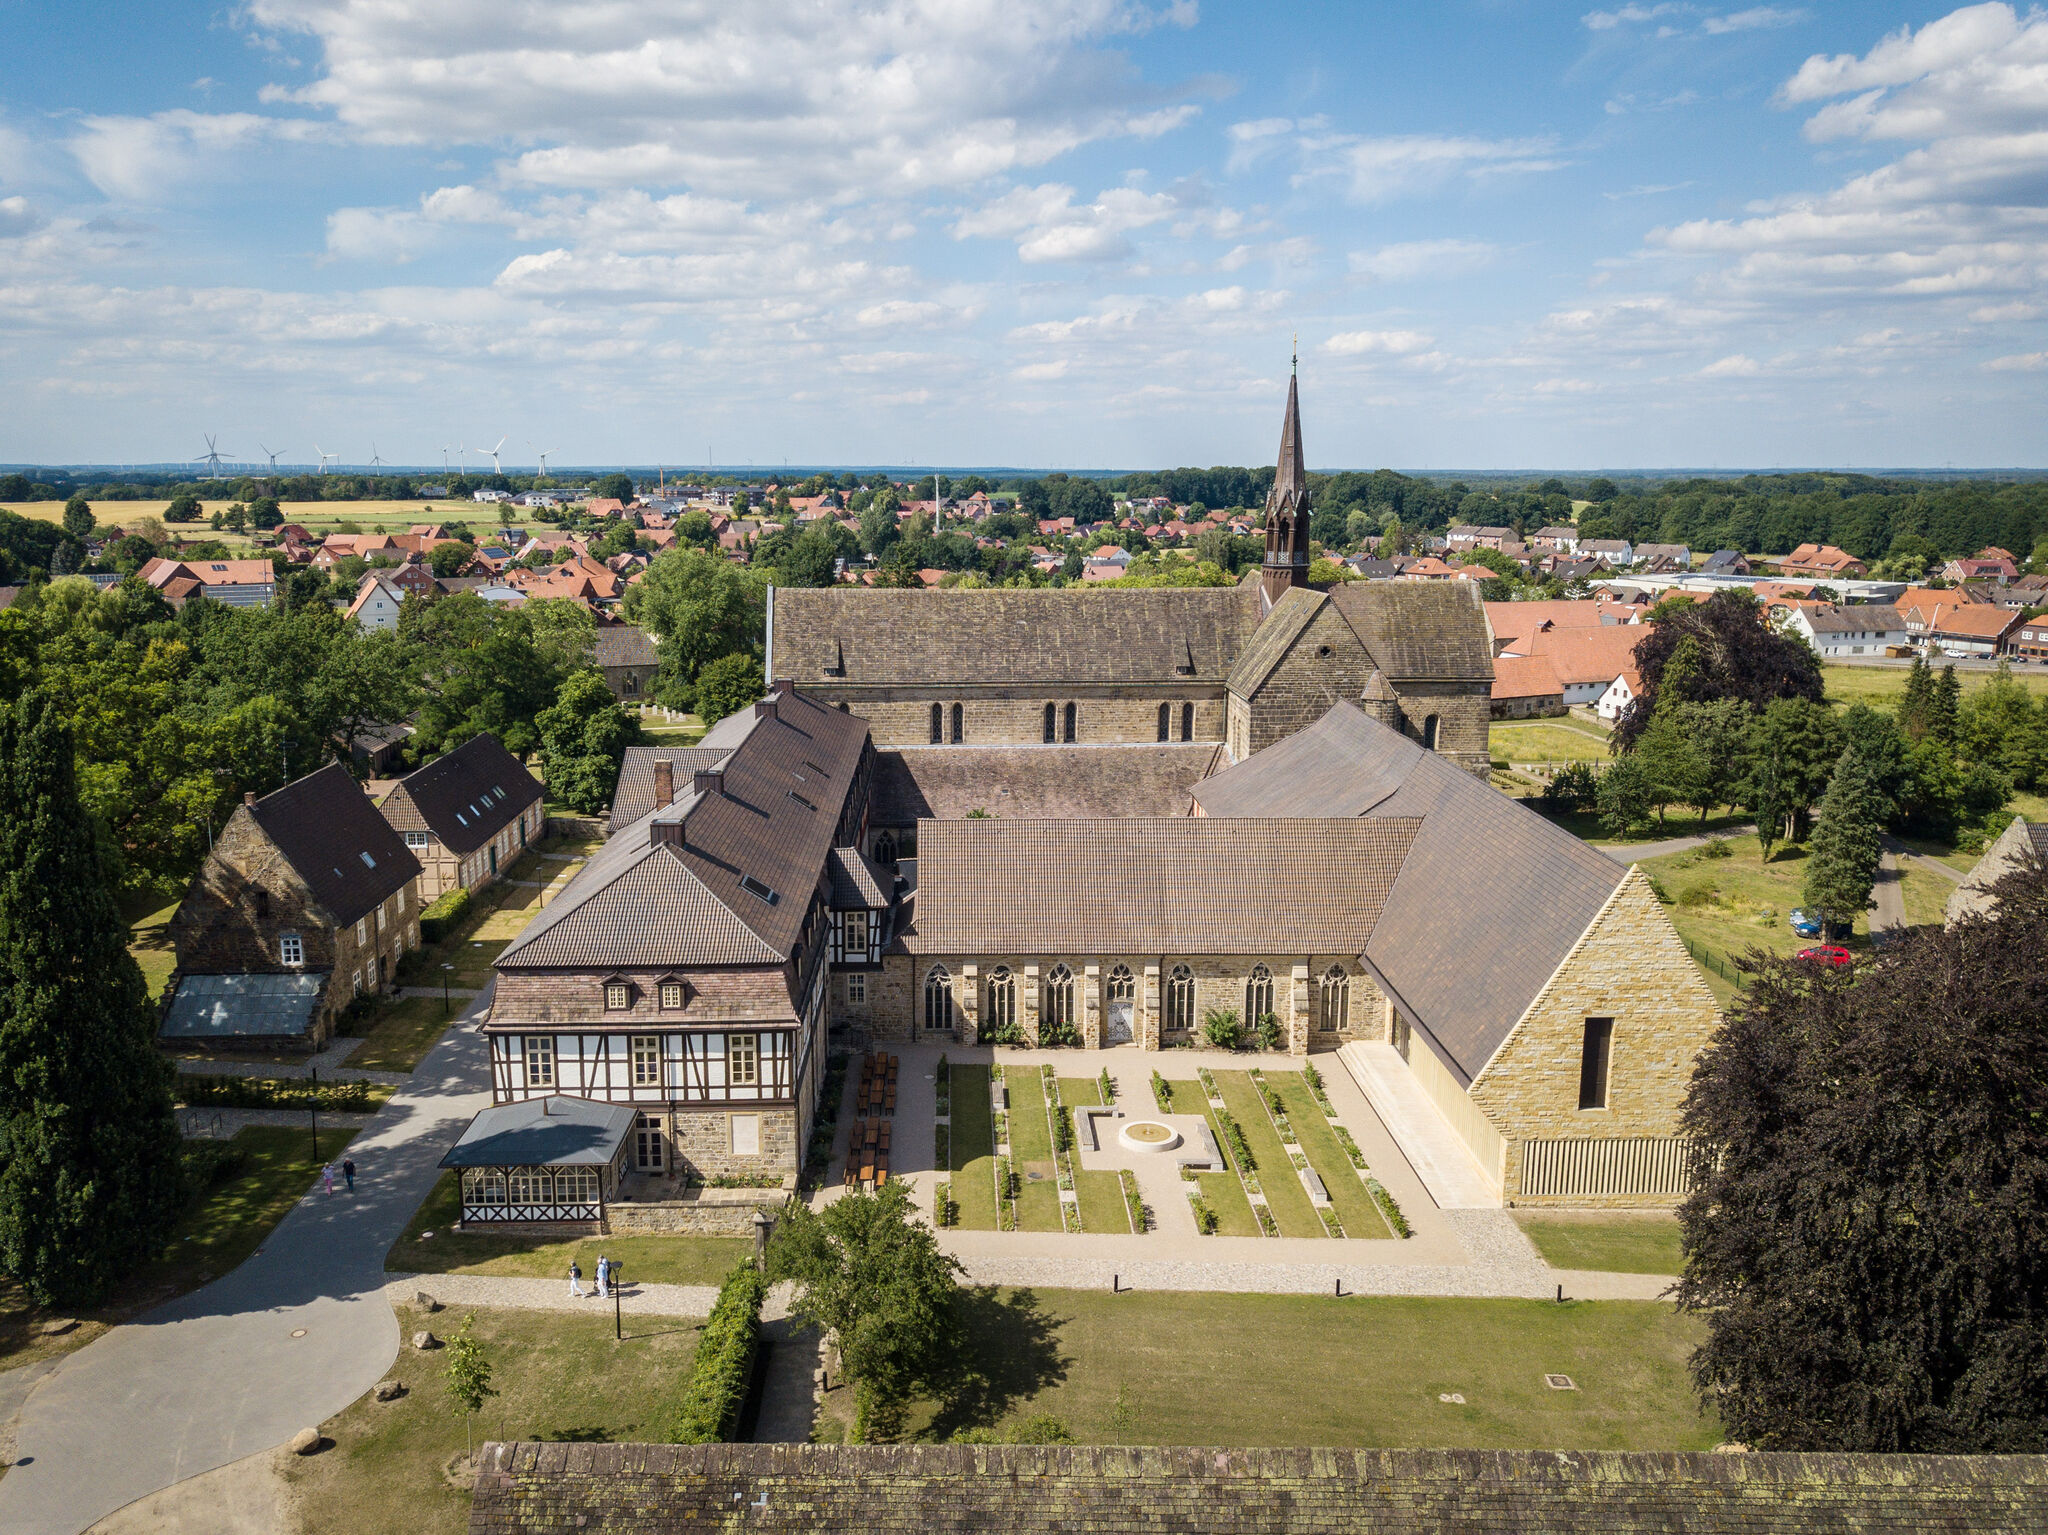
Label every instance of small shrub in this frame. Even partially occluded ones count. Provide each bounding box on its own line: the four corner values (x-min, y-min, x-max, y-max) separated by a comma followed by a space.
1197, 1066, 1220, 1098
1052, 1104, 1074, 1156
934, 1181, 957, 1228
1039, 1015, 1079, 1048
1150, 1069, 1170, 1112
1332, 1125, 1368, 1169
1542, 760, 1600, 815
953, 1413, 1074, 1445
670, 1261, 766, 1442
1119, 1168, 1149, 1232
1367, 1176, 1412, 1238
1302, 1062, 1323, 1093
1700, 836, 1733, 859
1255, 1012, 1284, 1052
983, 1020, 1025, 1047
1253, 1203, 1279, 1237
1099, 1067, 1115, 1103
1214, 1110, 1255, 1172
1200, 1007, 1243, 1051
1676, 880, 1720, 909
179, 1138, 249, 1197
1187, 1190, 1218, 1235
1318, 1206, 1345, 1237
176, 1074, 374, 1113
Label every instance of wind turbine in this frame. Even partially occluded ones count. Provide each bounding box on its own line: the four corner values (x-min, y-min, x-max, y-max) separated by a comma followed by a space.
478, 436, 506, 475
441, 445, 453, 473
194, 434, 232, 480
530, 442, 556, 477
314, 445, 339, 475
258, 444, 284, 471
369, 443, 388, 469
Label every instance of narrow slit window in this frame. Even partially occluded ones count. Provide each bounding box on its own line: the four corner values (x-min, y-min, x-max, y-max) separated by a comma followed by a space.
1578, 1017, 1614, 1111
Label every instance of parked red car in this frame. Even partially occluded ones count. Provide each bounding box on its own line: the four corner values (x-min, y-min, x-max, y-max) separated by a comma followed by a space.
1796, 945, 1853, 968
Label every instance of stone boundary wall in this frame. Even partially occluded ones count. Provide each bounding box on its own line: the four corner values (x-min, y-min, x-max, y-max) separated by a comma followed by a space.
469, 1442, 2048, 1534
606, 1186, 786, 1237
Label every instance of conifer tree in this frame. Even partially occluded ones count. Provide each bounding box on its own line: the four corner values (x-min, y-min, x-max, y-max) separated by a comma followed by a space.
1897, 653, 1933, 739
1801, 746, 1885, 938
1928, 664, 1962, 746
0, 688, 182, 1307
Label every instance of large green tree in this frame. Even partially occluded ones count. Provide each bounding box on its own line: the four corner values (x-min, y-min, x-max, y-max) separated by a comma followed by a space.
535, 670, 639, 814
1677, 859, 2048, 1451
622, 548, 765, 706
768, 1181, 962, 1441
1801, 746, 1886, 936
0, 689, 183, 1307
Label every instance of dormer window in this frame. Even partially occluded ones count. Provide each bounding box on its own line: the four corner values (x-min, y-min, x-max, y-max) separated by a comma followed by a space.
604, 981, 630, 1011
659, 980, 686, 1010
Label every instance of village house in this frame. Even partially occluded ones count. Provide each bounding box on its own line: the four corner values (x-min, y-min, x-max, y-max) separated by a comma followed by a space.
594, 623, 661, 700
162, 765, 421, 1052
1781, 601, 1909, 658
1942, 548, 2019, 584
346, 571, 407, 633
138, 555, 277, 609
1529, 526, 1579, 554
1777, 542, 1867, 579
374, 732, 546, 900
1899, 594, 2024, 657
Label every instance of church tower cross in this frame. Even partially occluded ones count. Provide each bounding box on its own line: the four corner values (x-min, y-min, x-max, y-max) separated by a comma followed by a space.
1260, 344, 1312, 606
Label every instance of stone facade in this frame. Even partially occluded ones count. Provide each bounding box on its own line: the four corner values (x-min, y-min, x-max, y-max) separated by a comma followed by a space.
606, 1186, 788, 1237
811, 689, 1229, 748
865, 953, 1382, 1057
1468, 868, 1722, 1206
1945, 815, 2043, 925
664, 1106, 800, 1182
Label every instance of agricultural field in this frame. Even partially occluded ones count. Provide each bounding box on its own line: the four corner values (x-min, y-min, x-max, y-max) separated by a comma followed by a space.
1821, 660, 2048, 708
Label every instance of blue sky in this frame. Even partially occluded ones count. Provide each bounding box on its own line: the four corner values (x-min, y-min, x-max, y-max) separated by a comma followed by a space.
1, 1, 2043, 471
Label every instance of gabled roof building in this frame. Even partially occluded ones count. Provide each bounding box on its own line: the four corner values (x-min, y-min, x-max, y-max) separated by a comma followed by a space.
376, 732, 546, 899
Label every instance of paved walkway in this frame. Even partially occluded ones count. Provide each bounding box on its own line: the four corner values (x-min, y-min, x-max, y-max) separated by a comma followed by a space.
750, 1317, 823, 1444
1334, 1042, 1498, 1209
0, 990, 495, 1535
168, 1034, 411, 1086
1871, 850, 1906, 935
1885, 834, 1965, 885
1603, 823, 1756, 864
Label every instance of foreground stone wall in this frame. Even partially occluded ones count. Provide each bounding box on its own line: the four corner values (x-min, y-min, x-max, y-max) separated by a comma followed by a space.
606, 1187, 786, 1237
469, 1442, 2048, 1534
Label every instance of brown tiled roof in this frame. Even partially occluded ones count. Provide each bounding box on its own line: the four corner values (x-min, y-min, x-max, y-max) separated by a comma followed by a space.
1507, 625, 1645, 687
592, 624, 659, 669
872, 744, 1222, 824
905, 817, 1419, 955
379, 733, 543, 855
467, 1441, 2048, 1534
500, 691, 869, 969
245, 763, 422, 926
1191, 703, 1625, 1083
1225, 586, 1324, 696
827, 846, 893, 908
768, 586, 1262, 686
1327, 581, 1495, 681
1490, 653, 1563, 701
609, 745, 730, 834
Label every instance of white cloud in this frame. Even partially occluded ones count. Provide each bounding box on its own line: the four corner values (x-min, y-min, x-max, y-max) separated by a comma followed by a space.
1701, 353, 1762, 375
1986, 350, 2048, 369
1322, 328, 1435, 356
68, 110, 325, 201
1584, 4, 1687, 29
1584, 4, 1804, 35
0, 195, 47, 239
1701, 8, 1806, 35
1349, 239, 1498, 281
953, 180, 1239, 263
1303, 132, 1566, 203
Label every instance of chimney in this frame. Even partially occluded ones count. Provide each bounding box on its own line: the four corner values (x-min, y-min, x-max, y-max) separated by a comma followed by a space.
693, 767, 724, 799
774, 677, 796, 697
754, 697, 778, 722
243, 791, 257, 806
653, 758, 674, 809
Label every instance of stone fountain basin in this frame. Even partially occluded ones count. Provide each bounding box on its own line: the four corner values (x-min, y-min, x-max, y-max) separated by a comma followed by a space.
1119, 1120, 1183, 1154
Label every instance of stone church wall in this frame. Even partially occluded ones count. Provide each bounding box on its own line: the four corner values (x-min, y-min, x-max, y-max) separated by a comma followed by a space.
796, 686, 1227, 747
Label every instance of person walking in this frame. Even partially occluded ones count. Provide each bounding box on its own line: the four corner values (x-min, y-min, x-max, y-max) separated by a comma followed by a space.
321, 1162, 335, 1196
342, 1158, 356, 1192
594, 1254, 609, 1299
568, 1259, 585, 1299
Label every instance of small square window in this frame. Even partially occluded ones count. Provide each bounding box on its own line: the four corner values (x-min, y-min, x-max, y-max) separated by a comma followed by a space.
847, 973, 867, 1004
604, 982, 630, 1011
404, 831, 428, 849
279, 933, 303, 966
659, 981, 685, 1010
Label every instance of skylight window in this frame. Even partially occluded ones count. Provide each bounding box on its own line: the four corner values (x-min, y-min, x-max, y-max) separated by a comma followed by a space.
739, 875, 780, 905
787, 790, 816, 812
801, 761, 827, 776
456, 812, 468, 826
359, 851, 377, 868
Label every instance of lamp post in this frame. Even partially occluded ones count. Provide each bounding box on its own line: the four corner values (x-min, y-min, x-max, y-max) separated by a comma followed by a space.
442, 962, 454, 1018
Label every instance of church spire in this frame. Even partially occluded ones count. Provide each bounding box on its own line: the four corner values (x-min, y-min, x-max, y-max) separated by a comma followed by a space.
1261, 349, 1312, 606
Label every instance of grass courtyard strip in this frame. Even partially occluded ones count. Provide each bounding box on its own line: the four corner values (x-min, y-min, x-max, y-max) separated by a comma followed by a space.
1058, 1076, 1102, 1107
1247, 1069, 1348, 1238
1214, 1072, 1325, 1238
1005, 1070, 1063, 1232
1074, 1170, 1130, 1233
813, 1289, 1717, 1451
387, 1171, 751, 1283
1516, 1216, 1684, 1277
946, 1064, 996, 1230
345, 994, 458, 1073
1266, 1074, 1392, 1240
1157, 1078, 1257, 1235
1043, 1067, 1082, 1233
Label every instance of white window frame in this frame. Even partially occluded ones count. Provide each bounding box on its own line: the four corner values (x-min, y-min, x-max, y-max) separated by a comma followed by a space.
604, 982, 630, 1011
632, 1035, 661, 1087
659, 981, 685, 1010
524, 1035, 555, 1088
355, 917, 367, 944
846, 972, 867, 1004
728, 1033, 759, 1088
279, 933, 303, 966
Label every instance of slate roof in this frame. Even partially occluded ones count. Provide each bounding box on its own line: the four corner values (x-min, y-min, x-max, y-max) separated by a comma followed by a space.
827, 846, 894, 908
1224, 586, 1325, 696
467, 1442, 2048, 1535
904, 817, 1420, 955
498, 691, 869, 972
609, 745, 731, 834
1191, 703, 1626, 1083
592, 624, 659, 669
1326, 581, 1495, 682
1800, 603, 1905, 635
160, 972, 328, 1040
768, 585, 1262, 687
244, 763, 421, 926
871, 744, 1222, 824
440, 1096, 636, 1169
379, 733, 544, 855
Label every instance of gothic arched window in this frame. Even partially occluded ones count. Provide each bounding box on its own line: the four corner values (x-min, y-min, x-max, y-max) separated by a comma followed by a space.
1062, 702, 1077, 742
1044, 963, 1075, 1038
1044, 702, 1057, 743
1181, 702, 1194, 741
950, 702, 964, 743
1164, 964, 1195, 1035
1245, 963, 1274, 1024
985, 966, 1016, 1036
1106, 963, 1135, 1004
924, 966, 954, 1032
1421, 714, 1441, 751
1157, 703, 1170, 742
873, 831, 897, 866
1319, 966, 1350, 1034
929, 703, 943, 744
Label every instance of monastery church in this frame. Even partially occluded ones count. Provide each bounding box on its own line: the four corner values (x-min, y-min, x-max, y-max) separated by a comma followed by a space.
469, 373, 1719, 1217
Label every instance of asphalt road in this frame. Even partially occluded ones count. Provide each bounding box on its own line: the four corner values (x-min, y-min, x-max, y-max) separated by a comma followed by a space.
0, 990, 492, 1535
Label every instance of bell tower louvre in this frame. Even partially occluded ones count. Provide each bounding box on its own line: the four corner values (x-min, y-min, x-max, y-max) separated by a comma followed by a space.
1260, 348, 1312, 608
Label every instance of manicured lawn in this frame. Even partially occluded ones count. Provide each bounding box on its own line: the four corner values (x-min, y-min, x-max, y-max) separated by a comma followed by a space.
1075, 1170, 1130, 1233
346, 994, 457, 1072
386, 1171, 751, 1284
1637, 834, 1870, 992
1898, 866, 1953, 928
1491, 722, 1613, 765
285, 1304, 700, 1535
125, 897, 180, 1004
1058, 1076, 1103, 1106
1156, 1077, 1259, 1235
0, 1125, 357, 1370
1214, 1071, 1324, 1238
948, 1063, 997, 1231
1264, 1073, 1392, 1240
1517, 1215, 1684, 1278
816, 1289, 1718, 1450
1014, 1179, 1062, 1231
445, 938, 511, 988
1822, 660, 2048, 708
1004, 1070, 1063, 1233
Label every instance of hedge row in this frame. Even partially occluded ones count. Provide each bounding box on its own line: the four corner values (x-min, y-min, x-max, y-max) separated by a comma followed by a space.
176, 1074, 378, 1112
419, 885, 471, 944
670, 1261, 767, 1442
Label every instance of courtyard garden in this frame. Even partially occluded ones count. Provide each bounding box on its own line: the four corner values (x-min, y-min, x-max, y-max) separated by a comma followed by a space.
1515, 1214, 1684, 1278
